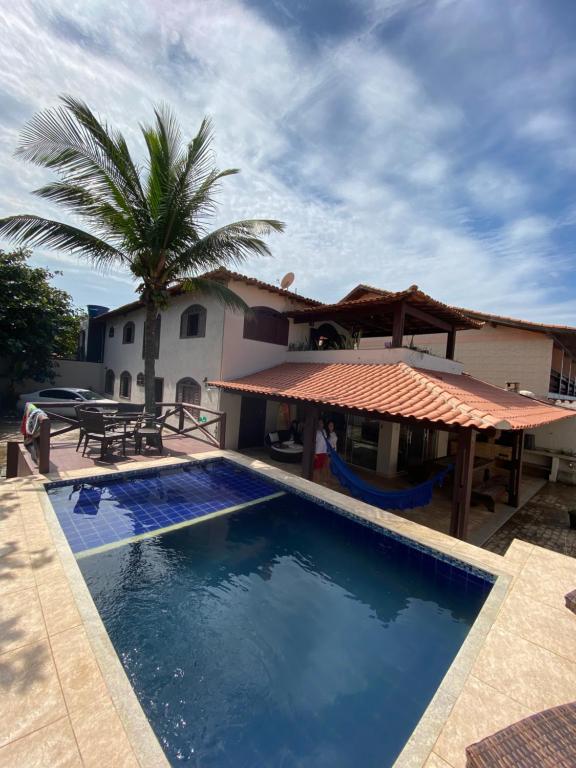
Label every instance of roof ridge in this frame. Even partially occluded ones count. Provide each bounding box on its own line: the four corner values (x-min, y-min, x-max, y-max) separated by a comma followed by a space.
400, 363, 510, 429
202, 268, 322, 306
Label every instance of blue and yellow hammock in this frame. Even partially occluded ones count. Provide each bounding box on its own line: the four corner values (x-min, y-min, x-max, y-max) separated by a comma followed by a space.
326, 443, 452, 511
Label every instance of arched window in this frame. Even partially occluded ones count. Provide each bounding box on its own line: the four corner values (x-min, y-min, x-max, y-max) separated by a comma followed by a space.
142, 314, 161, 359
136, 372, 144, 387
243, 306, 289, 346
108, 325, 115, 338
180, 305, 207, 338
104, 369, 115, 395
122, 321, 135, 344
119, 371, 132, 399
176, 377, 201, 406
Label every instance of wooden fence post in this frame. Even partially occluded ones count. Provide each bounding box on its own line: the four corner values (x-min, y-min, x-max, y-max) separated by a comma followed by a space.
6, 442, 19, 478
37, 418, 51, 474
219, 412, 227, 449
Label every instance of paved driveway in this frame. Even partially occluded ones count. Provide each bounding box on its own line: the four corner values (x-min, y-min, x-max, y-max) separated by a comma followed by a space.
486, 481, 576, 558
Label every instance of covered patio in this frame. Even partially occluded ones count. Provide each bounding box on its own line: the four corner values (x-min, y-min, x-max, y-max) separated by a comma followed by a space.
211, 361, 575, 542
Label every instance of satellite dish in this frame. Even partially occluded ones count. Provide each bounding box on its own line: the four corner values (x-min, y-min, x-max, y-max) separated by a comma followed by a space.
281, 272, 295, 289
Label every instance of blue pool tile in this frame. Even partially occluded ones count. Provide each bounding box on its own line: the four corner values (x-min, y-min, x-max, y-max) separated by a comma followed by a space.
46, 460, 279, 554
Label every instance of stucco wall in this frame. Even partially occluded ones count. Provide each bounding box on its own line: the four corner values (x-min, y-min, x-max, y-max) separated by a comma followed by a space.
219, 281, 311, 380
362, 325, 554, 397
0, 359, 104, 398
102, 292, 225, 411
528, 417, 576, 453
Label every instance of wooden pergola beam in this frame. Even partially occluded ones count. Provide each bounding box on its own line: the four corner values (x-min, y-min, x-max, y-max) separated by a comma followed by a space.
392, 302, 406, 347
301, 405, 318, 480
404, 303, 453, 333
449, 428, 476, 540
508, 429, 524, 506
446, 328, 457, 360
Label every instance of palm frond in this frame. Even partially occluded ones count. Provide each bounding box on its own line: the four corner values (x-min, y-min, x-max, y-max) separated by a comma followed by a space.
0, 215, 126, 268
179, 277, 250, 313
169, 219, 285, 277
32, 181, 132, 243
17, 95, 146, 219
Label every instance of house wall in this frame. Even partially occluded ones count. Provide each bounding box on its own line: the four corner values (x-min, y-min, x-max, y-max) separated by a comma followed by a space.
219, 281, 311, 380
0, 359, 104, 399
101, 281, 320, 424
361, 324, 554, 397
528, 418, 576, 453
286, 347, 464, 374
102, 293, 226, 412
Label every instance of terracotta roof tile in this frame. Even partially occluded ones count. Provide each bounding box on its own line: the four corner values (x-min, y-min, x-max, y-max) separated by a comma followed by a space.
456, 307, 576, 335
210, 362, 575, 431
95, 268, 321, 321
287, 287, 482, 331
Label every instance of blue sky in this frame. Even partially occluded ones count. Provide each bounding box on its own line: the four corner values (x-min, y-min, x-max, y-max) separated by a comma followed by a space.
1, 0, 576, 322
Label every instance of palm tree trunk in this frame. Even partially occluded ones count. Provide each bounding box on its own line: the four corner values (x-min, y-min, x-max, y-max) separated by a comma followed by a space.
143, 300, 157, 417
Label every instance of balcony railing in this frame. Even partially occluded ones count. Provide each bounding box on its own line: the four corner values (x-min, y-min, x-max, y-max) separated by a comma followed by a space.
6, 400, 226, 478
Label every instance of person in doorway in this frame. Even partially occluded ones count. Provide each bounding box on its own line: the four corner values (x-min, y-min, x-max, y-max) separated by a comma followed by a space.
313, 418, 329, 483
326, 420, 338, 451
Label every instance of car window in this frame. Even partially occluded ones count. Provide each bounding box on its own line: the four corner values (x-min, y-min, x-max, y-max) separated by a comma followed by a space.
45, 389, 78, 399
78, 390, 106, 400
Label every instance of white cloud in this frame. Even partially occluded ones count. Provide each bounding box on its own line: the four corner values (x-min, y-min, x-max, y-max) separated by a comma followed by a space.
0, 0, 573, 324
465, 165, 530, 214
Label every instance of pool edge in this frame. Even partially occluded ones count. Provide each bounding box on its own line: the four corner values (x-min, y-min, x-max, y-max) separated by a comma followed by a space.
37, 449, 517, 767
39, 485, 171, 768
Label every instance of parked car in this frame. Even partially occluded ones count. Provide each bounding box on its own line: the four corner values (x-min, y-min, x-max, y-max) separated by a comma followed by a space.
18, 388, 118, 416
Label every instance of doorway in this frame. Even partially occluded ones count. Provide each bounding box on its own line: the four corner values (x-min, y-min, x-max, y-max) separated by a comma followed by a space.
397, 424, 437, 472
238, 396, 267, 449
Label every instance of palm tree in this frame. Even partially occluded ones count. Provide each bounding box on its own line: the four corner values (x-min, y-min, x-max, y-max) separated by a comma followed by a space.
0, 96, 284, 414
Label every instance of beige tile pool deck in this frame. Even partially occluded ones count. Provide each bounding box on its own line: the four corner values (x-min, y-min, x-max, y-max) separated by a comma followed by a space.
0, 450, 575, 767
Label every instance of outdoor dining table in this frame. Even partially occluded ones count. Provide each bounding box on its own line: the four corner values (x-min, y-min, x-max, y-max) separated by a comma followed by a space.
102, 412, 154, 456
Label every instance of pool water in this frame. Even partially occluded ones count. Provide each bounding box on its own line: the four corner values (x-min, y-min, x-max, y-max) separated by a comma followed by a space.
70, 466, 492, 768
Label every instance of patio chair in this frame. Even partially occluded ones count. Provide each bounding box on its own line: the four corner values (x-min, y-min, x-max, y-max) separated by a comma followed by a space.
134, 411, 169, 455
80, 410, 126, 460
75, 406, 87, 452
466, 701, 576, 767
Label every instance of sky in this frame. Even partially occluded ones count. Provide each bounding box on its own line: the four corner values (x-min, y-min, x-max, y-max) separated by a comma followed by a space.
1, 0, 576, 322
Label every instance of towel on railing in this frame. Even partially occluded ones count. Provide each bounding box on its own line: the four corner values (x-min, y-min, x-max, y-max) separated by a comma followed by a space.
21, 402, 48, 445
325, 441, 452, 510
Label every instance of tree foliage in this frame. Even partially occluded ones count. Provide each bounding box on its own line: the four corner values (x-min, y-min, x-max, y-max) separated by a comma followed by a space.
0, 97, 284, 413
0, 248, 82, 396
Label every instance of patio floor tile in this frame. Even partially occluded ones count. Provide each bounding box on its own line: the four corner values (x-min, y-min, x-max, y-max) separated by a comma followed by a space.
0, 639, 66, 747
37, 578, 82, 637
495, 588, 576, 663
434, 675, 531, 768
0, 587, 46, 654
50, 625, 108, 712
471, 625, 576, 711
69, 696, 139, 768
0, 718, 82, 768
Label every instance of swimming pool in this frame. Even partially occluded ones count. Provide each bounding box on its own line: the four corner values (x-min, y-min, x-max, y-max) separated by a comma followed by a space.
46, 459, 494, 767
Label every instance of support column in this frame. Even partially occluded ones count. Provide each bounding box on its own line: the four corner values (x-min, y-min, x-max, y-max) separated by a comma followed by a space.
376, 422, 400, 476
508, 430, 524, 506
391, 302, 406, 348
37, 417, 51, 475
449, 428, 476, 540
446, 328, 456, 360
301, 405, 318, 481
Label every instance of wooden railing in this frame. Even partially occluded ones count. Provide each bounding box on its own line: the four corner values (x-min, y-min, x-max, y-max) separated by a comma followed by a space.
5, 400, 226, 478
